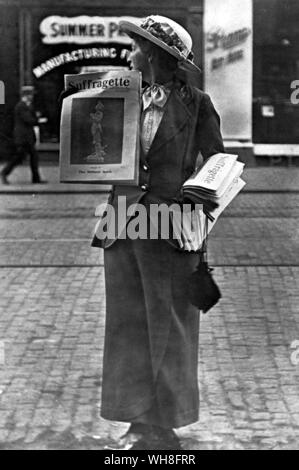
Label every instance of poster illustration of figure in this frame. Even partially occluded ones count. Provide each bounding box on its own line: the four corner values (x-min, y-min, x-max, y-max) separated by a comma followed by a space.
69, 97, 125, 166
86, 101, 107, 163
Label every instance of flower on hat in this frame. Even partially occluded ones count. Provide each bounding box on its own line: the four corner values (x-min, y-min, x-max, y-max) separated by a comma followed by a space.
140, 17, 190, 59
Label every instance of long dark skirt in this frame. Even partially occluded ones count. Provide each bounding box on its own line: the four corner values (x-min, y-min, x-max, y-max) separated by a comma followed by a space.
101, 237, 200, 429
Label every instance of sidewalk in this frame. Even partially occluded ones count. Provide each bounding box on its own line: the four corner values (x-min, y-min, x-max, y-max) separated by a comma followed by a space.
1, 164, 299, 193
0, 165, 110, 193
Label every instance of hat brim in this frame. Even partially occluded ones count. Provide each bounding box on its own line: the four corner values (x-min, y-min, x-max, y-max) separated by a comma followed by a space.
120, 20, 201, 74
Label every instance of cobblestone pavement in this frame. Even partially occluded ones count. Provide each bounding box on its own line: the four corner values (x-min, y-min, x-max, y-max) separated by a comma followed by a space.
0, 192, 298, 267
0, 174, 299, 449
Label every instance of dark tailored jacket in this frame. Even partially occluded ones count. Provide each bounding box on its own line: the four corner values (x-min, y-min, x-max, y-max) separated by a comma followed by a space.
92, 84, 224, 249
13, 101, 38, 147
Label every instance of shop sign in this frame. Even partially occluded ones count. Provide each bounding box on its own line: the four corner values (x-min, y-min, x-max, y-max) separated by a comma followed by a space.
33, 47, 129, 78
206, 27, 251, 52
40, 16, 138, 44
206, 27, 251, 71
204, 0, 253, 141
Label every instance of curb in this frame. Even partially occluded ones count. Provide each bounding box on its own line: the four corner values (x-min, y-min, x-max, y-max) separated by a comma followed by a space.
0, 187, 298, 195
0, 184, 111, 194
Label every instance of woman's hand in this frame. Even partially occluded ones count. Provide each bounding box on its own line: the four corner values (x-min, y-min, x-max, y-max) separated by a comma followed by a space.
58, 84, 79, 107
171, 205, 206, 252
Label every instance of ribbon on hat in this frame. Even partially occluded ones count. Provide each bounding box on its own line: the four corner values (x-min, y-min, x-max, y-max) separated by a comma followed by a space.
177, 59, 200, 75
142, 84, 170, 110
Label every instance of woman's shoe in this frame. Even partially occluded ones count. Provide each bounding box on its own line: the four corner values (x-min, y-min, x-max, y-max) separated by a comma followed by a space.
155, 427, 182, 450
130, 426, 182, 450
112, 423, 182, 451
115, 423, 152, 450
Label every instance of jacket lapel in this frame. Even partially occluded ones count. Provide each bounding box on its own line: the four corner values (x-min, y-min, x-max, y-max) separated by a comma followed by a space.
147, 88, 192, 155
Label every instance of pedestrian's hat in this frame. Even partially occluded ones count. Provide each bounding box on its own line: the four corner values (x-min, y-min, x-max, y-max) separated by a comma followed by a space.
120, 15, 201, 74
21, 85, 35, 95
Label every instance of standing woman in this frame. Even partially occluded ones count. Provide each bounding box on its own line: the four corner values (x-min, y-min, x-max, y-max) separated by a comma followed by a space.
92, 16, 224, 450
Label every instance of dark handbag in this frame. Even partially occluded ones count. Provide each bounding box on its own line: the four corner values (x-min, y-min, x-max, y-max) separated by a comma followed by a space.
188, 217, 221, 313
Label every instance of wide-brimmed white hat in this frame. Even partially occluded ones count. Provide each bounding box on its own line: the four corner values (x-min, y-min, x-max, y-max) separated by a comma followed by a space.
120, 15, 201, 74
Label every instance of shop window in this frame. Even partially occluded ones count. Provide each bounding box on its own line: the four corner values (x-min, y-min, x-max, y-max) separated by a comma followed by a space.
253, 0, 299, 143
29, 14, 133, 144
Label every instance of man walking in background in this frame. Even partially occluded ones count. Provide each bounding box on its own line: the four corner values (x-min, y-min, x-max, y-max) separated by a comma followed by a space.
1, 86, 46, 184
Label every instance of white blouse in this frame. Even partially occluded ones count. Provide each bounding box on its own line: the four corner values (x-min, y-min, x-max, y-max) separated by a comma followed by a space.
140, 84, 171, 154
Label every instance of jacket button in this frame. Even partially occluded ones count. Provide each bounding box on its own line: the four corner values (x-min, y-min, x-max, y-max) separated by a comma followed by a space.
141, 184, 148, 191
143, 164, 149, 172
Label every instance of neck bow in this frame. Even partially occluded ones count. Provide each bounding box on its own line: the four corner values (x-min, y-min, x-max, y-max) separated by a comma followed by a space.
142, 84, 170, 110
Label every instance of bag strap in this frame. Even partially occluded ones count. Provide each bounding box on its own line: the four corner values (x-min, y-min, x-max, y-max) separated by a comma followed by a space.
199, 216, 208, 263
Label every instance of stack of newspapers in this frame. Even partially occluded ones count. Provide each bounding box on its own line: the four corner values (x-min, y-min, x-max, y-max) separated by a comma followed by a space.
172, 153, 246, 251
183, 153, 246, 222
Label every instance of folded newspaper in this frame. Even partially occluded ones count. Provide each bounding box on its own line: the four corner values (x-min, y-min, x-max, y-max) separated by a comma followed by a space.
183, 153, 246, 222
172, 153, 246, 251
59, 70, 141, 184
